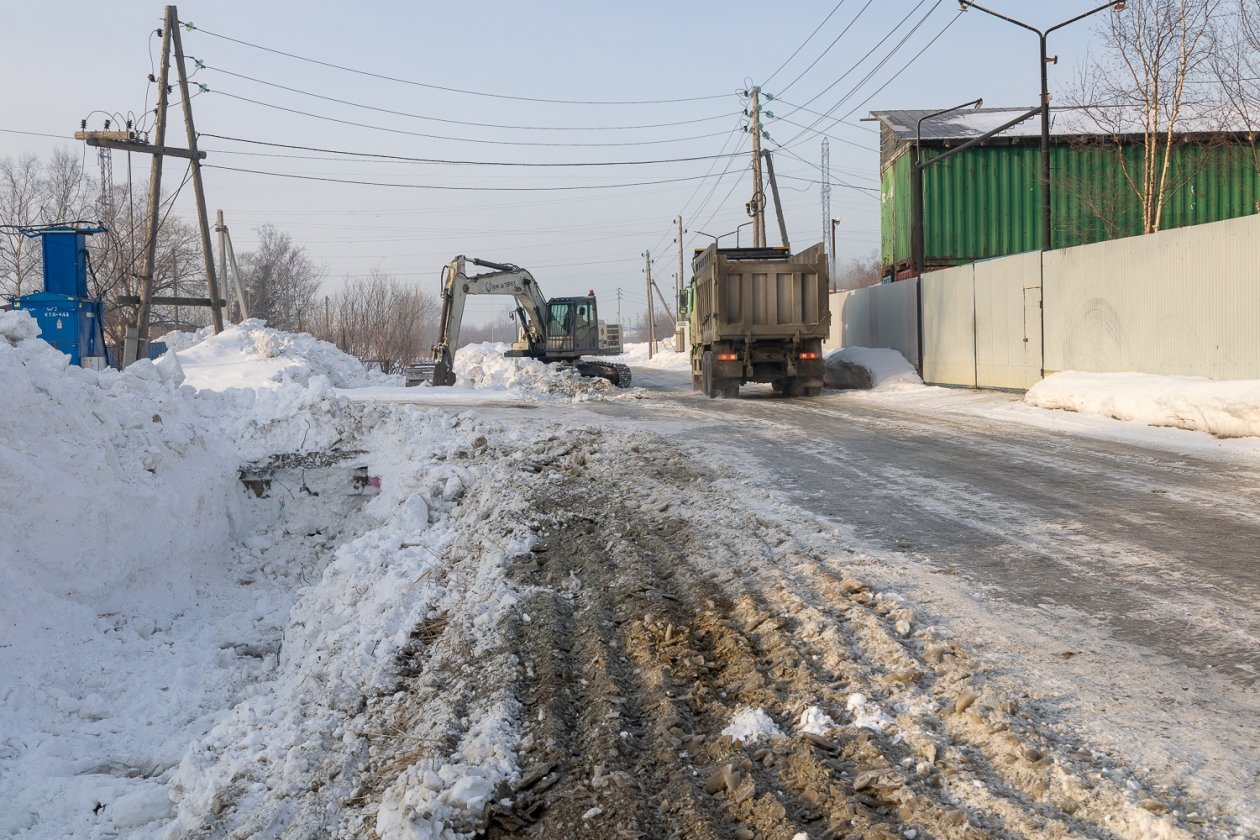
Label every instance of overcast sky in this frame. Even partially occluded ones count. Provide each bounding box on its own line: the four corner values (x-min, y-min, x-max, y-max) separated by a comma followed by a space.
1, 0, 1111, 325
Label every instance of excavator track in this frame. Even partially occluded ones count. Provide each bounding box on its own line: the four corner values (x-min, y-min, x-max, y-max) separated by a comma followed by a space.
575, 360, 632, 388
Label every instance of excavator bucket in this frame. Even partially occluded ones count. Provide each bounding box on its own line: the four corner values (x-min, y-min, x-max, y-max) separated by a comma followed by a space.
404, 360, 455, 387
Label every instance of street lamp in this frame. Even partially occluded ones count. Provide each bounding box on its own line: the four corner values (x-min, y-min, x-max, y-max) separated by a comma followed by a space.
958, 0, 1126, 251
735, 220, 754, 248
913, 98, 983, 275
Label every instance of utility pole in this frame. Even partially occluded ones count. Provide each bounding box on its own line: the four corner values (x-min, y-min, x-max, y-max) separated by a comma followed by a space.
223, 223, 249, 318
170, 8, 224, 332
675, 216, 685, 308
748, 87, 766, 248
644, 250, 656, 359
616, 287, 623, 328
130, 11, 173, 364
675, 215, 686, 353
820, 138, 832, 287
762, 150, 790, 251
650, 277, 677, 324
216, 209, 229, 321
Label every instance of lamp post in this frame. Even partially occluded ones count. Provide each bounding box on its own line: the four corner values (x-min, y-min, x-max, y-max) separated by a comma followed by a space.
958, 0, 1126, 251
913, 98, 983, 275
735, 220, 754, 248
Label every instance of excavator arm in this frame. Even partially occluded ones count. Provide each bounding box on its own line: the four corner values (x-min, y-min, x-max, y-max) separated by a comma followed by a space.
422, 255, 551, 386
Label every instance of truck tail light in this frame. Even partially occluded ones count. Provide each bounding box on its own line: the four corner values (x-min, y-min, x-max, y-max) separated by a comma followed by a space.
716, 352, 739, 361
799, 351, 820, 360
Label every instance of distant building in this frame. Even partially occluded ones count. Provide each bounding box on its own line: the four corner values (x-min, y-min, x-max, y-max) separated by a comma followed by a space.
868, 106, 1260, 279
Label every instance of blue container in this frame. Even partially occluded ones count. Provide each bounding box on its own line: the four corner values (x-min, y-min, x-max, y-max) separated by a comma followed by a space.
12, 292, 109, 367
39, 230, 91, 297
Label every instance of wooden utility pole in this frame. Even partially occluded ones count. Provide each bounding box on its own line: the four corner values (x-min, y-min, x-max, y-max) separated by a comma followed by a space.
675, 216, 685, 306
216, 209, 228, 320
762, 150, 790, 251
749, 87, 766, 249
644, 250, 656, 359
651, 278, 677, 323
170, 8, 224, 332
223, 224, 249, 318
129, 11, 173, 364
675, 215, 686, 352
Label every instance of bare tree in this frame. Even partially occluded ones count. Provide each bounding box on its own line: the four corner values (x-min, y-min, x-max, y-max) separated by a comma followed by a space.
835, 250, 882, 290
241, 224, 324, 332
1072, 0, 1223, 233
0, 154, 57, 297
457, 307, 519, 347
1212, 1, 1260, 190
321, 268, 439, 373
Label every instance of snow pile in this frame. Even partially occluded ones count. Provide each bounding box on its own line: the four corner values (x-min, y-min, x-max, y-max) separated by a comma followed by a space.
720, 707, 785, 744
846, 693, 895, 732
825, 346, 923, 390
167, 319, 395, 391
0, 310, 364, 837
453, 341, 611, 399
606, 339, 692, 371
1026, 371, 1260, 438
797, 706, 838, 736
165, 411, 534, 838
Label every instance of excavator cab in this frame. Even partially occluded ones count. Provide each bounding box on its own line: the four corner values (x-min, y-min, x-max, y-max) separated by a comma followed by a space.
543, 297, 601, 358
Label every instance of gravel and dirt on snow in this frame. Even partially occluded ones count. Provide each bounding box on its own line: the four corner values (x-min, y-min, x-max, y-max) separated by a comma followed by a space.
0, 321, 1247, 839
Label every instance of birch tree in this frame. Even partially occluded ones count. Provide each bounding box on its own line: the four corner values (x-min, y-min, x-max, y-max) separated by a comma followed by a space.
1073, 0, 1223, 233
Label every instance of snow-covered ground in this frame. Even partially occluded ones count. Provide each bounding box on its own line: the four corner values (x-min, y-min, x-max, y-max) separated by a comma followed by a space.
3, 320, 1256, 838
830, 346, 1260, 441
824, 346, 923, 391
1028, 370, 1260, 439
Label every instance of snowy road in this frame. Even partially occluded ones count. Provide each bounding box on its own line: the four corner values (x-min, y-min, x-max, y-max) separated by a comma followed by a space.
605, 369, 1260, 680
565, 366, 1260, 832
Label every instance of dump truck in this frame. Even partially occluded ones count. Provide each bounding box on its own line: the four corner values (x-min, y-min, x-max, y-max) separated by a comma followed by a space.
688, 243, 829, 398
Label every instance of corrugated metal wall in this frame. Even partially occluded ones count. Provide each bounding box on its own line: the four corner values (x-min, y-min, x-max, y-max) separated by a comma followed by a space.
1044, 214, 1260, 379
974, 252, 1042, 390
827, 282, 919, 364
840, 214, 1260, 388
881, 141, 1260, 275
921, 265, 976, 387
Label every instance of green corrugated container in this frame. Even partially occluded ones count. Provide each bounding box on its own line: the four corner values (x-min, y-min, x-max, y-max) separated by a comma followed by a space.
880, 139, 1260, 276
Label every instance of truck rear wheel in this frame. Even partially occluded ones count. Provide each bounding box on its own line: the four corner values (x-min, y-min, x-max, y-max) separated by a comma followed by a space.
701, 351, 718, 399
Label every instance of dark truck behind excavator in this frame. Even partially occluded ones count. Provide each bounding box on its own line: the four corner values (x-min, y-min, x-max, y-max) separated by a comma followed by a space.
688, 243, 830, 398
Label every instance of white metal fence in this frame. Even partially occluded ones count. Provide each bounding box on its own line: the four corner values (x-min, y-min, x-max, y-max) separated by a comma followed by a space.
827, 213, 1260, 388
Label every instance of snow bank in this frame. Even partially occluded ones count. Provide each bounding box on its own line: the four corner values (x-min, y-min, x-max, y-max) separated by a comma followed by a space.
825, 346, 923, 390
0, 310, 382, 838
167, 319, 395, 390
1026, 371, 1260, 438
720, 707, 784, 744
453, 341, 611, 399
605, 339, 692, 371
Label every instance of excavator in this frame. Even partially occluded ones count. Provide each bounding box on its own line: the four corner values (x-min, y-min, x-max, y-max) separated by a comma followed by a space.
408, 255, 632, 388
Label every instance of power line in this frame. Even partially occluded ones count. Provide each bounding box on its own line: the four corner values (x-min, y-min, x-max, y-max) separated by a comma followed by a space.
763, 0, 851, 87
198, 132, 747, 167
777, 0, 935, 131
195, 63, 740, 131
0, 127, 73, 140
769, 116, 877, 152
181, 21, 731, 105
781, 1, 950, 149
205, 163, 735, 191
209, 89, 738, 147
777, 0, 879, 97
793, 8, 965, 147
